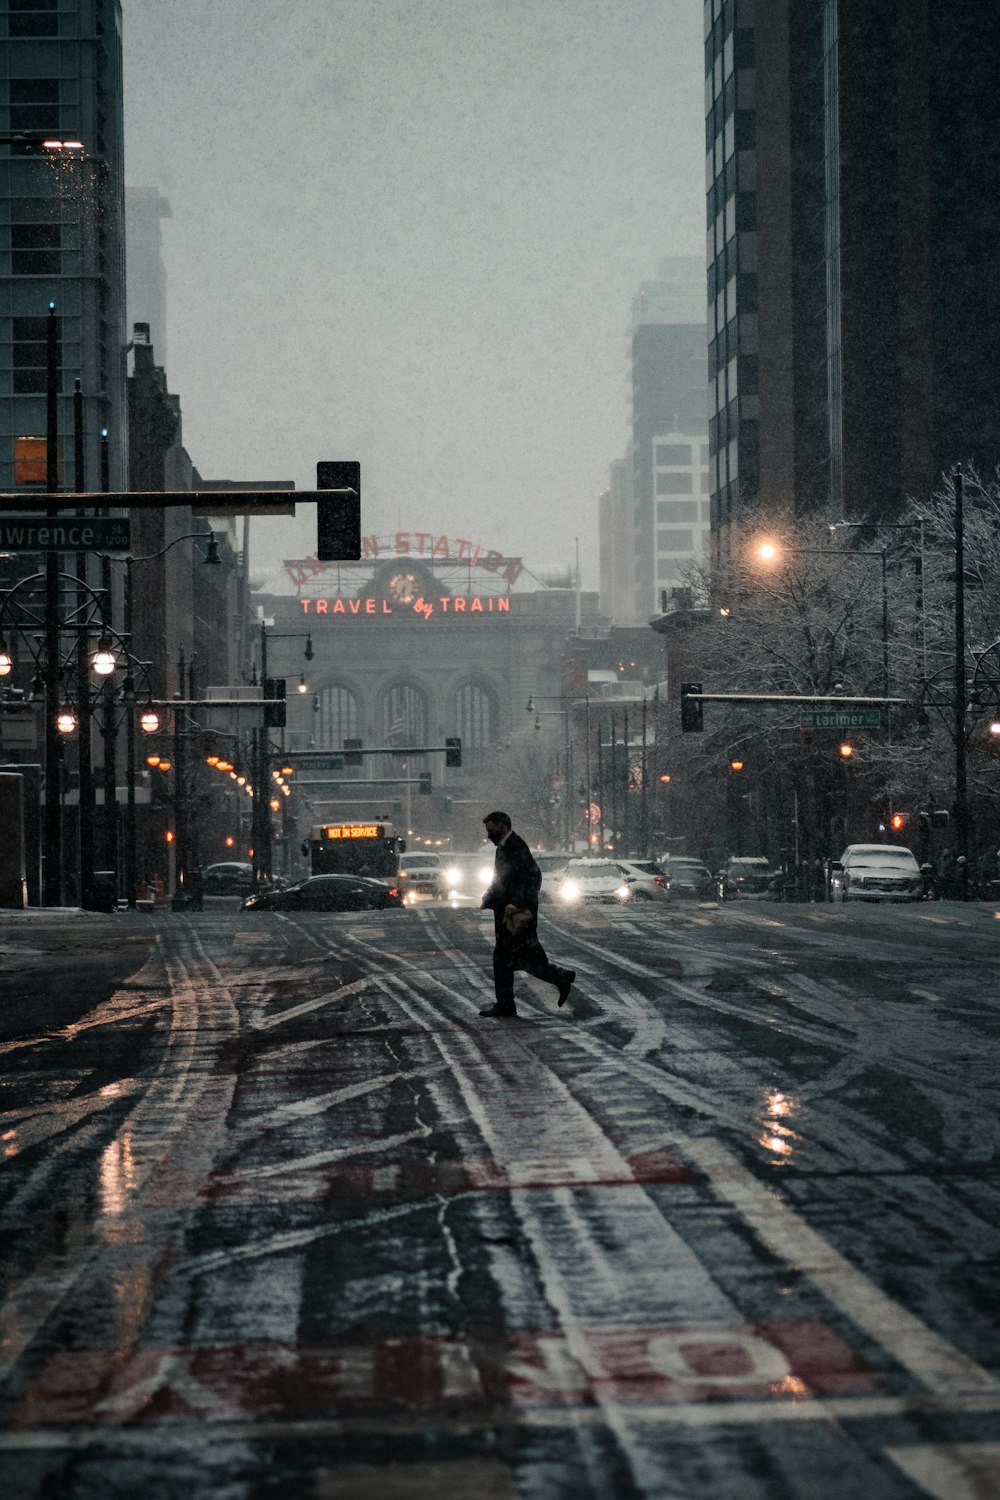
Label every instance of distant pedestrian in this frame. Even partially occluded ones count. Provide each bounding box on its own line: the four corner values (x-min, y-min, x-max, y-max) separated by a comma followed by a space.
479, 811, 576, 1018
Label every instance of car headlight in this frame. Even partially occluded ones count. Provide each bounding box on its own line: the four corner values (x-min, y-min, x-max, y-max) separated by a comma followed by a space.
445, 866, 461, 886
478, 866, 493, 887
559, 879, 580, 902
615, 884, 631, 901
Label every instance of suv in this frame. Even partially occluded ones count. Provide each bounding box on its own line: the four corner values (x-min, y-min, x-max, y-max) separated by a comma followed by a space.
718, 856, 774, 899
397, 851, 444, 902
831, 844, 923, 902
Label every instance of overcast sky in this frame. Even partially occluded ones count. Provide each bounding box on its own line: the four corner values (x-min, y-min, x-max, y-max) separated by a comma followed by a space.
122, 0, 704, 584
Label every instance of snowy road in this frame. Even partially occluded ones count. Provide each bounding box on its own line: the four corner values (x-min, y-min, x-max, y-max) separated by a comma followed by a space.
1, 899, 998, 1498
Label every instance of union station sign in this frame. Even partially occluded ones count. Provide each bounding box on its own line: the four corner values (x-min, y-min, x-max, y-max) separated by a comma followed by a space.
285, 530, 523, 588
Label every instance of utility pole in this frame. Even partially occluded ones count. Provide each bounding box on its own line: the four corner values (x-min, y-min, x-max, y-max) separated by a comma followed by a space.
43, 302, 61, 905
954, 464, 969, 897
73, 377, 94, 908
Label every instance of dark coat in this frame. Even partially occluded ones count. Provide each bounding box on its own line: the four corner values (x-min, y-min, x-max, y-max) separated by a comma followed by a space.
482, 831, 546, 959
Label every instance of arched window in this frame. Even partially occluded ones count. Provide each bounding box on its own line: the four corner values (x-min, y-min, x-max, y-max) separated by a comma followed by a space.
381, 682, 428, 746
314, 683, 360, 748
453, 681, 499, 750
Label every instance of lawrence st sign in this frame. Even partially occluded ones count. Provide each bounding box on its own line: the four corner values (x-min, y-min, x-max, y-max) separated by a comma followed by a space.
0, 515, 131, 553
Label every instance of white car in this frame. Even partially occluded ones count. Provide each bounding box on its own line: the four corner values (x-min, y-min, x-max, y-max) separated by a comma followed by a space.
555, 858, 634, 905
831, 844, 923, 903
617, 859, 670, 903
442, 851, 495, 903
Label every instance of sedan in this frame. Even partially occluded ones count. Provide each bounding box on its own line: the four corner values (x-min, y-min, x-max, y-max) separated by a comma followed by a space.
617, 859, 670, 903
659, 858, 714, 900
241, 875, 404, 912
555, 859, 634, 905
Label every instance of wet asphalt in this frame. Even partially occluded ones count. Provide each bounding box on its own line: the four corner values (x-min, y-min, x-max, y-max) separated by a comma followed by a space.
0, 895, 998, 1499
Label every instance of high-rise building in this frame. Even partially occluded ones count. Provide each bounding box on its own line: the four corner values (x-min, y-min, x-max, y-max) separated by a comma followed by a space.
598, 455, 632, 625
0, 0, 126, 495
630, 257, 708, 620
705, 0, 1000, 559
125, 186, 170, 369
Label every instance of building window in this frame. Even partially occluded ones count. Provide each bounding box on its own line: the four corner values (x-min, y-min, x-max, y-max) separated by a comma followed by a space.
12, 315, 59, 394
654, 442, 692, 466
656, 559, 683, 580
7, 0, 59, 38
657, 500, 699, 523
313, 684, 359, 749
382, 682, 428, 746
10, 224, 60, 275
656, 472, 694, 495
452, 681, 498, 750
7, 79, 60, 134
657, 529, 696, 552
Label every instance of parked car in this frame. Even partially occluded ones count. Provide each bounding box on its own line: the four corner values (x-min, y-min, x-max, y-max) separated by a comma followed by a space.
555, 859, 634, 905
241, 875, 403, 912
830, 844, 923, 903
202, 861, 255, 896
718, 856, 775, 899
617, 859, 670, 903
659, 857, 714, 900
398, 851, 445, 902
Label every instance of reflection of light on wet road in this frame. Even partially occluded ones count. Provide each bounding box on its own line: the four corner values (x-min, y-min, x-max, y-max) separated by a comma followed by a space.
3, 1128, 17, 1158
758, 1090, 798, 1160
99, 1131, 137, 1217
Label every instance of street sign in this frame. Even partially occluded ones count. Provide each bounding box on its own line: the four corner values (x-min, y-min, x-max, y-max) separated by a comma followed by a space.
801, 708, 883, 730
293, 754, 345, 771
0, 514, 130, 552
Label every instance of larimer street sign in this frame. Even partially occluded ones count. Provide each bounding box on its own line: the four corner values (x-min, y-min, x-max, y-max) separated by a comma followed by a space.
801, 707, 883, 730
0, 515, 131, 552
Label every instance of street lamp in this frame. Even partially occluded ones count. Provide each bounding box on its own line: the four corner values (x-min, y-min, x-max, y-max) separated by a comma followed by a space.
56, 710, 77, 734
756, 537, 890, 698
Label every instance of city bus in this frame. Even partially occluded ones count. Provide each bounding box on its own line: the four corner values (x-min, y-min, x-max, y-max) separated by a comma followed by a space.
304, 820, 405, 879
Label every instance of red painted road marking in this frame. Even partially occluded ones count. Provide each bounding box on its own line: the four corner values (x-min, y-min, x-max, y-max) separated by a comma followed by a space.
14, 1322, 880, 1427
200, 1148, 693, 1204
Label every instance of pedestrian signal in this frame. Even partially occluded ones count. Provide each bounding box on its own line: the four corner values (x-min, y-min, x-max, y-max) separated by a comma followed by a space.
418, 772, 432, 795
890, 812, 906, 831
343, 737, 363, 767
445, 736, 462, 767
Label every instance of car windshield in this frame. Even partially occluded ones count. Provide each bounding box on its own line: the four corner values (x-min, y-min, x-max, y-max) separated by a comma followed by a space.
626, 862, 659, 875
729, 860, 770, 875
564, 862, 620, 879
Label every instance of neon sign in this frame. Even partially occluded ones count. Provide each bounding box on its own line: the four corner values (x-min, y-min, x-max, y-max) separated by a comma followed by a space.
285, 532, 523, 587
299, 596, 510, 620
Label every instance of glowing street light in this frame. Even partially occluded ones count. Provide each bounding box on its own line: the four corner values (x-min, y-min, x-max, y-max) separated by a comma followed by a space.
90, 635, 117, 676
139, 709, 160, 734
56, 710, 77, 734
0, 637, 12, 677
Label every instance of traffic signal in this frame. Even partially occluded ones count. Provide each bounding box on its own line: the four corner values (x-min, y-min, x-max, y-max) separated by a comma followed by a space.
418, 772, 432, 795
681, 683, 703, 732
343, 737, 363, 767
839, 742, 854, 759
890, 812, 906, 831
264, 677, 286, 727
445, 736, 462, 767
317, 461, 361, 561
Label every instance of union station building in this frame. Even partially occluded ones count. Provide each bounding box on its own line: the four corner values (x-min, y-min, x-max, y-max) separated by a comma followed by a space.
251, 529, 669, 849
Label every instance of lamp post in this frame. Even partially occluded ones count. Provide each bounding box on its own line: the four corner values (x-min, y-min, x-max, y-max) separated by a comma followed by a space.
252, 626, 314, 887
526, 693, 592, 854
953, 465, 969, 896
116, 530, 220, 906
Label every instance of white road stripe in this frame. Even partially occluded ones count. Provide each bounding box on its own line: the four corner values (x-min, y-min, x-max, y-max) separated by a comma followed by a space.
251, 976, 374, 1030
680, 1135, 997, 1396
2, 1390, 1000, 1448
884, 1442, 1000, 1499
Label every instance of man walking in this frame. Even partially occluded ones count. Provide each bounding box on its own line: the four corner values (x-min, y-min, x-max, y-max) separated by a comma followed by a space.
479, 811, 576, 1018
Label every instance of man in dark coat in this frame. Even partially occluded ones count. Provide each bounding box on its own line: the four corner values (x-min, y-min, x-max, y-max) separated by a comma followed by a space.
479, 810, 576, 1018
